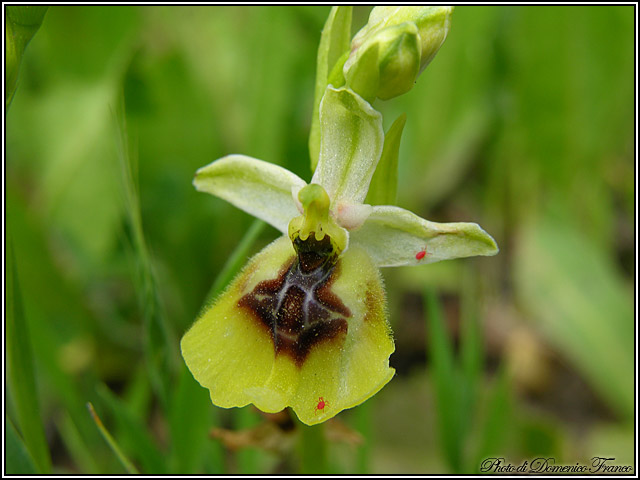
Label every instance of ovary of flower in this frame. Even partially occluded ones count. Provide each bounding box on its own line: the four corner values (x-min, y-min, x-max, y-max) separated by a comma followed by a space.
181, 85, 498, 425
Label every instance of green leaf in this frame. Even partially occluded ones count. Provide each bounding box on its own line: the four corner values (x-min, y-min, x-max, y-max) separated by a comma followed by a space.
5, 6, 48, 109
95, 385, 167, 474
309, 6, 353, 171
6, 5, 49, 26
351, 206, 498, 267
365, 113, 406, 205
169, 365, 218, 473
194, 155, 305, 235
424, 288, 462, 472
470, 367, 511, 472
514, 217, 634, 420
6, 243, 51, 473
6, 185, 106, 469
311, 86, 384, 207
458, 272, 483, 433
5, 418, 39, 474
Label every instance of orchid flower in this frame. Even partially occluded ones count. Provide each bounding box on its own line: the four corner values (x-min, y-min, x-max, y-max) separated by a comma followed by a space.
181, 86, 498, 425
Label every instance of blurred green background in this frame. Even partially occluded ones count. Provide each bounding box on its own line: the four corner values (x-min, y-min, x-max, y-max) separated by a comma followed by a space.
6, 5, 635, 474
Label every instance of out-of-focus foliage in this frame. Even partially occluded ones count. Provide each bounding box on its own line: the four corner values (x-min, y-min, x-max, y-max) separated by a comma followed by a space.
5, 5, 48, 108
5, 6, 634, 474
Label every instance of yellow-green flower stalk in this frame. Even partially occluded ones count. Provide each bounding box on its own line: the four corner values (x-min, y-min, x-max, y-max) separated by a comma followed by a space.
181, 86, 498, 425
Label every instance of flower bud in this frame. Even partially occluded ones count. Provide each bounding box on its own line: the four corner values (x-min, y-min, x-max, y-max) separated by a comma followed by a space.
345, 22, 420, 101
344, 6, 453, 101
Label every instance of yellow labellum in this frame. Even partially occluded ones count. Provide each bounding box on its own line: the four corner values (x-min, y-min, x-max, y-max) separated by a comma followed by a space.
180, 236, 395, 425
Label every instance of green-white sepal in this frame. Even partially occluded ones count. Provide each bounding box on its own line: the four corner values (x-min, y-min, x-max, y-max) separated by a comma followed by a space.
311, 86, 384, 209
309, 6, 353, 173
193, 155, 305, 234
350, 205, 499, 267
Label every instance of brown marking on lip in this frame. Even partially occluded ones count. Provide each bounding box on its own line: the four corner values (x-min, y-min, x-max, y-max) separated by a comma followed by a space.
237, 237, 352, 367
293, 317, 348, 364
315, 263, 351, 318
279, 286, 306, 336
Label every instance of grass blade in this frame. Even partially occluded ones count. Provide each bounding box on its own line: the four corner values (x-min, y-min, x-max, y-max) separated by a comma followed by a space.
56, 413, 100, 474
458, 271, 483, 440
96, 384, 167, 474
424, 288, 462, 473
87, 402, 139, 474
470, 367, 511, 472
169, 365, 218, 473
354, 399, 372, 474
6, 243, 52, 473
114, 99, 176, 410
7, 186, 108, 466
6, 417, 38, 474
233, 407, 262, 474
204, 219, 266, 305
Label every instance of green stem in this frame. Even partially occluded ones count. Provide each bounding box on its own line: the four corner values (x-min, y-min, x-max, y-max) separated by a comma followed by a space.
354, 400, 372, 474
298, 421, 327, 474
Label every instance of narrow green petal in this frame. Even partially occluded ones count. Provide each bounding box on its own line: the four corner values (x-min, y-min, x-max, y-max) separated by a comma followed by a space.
311, 86, 384, 208
350, 205, 498, 267
309, 6, 353, 172
365, 113, 406, 206
194, 155, 306, 234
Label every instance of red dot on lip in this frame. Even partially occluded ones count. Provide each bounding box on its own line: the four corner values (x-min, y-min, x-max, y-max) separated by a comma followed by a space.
416, 250, 427, 260
315, 396, 327, 412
